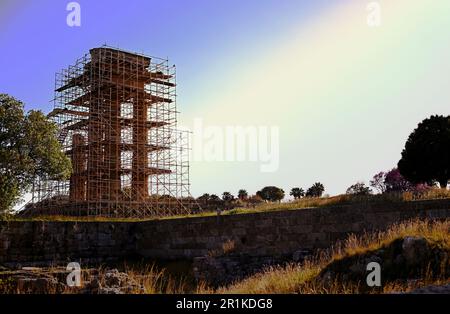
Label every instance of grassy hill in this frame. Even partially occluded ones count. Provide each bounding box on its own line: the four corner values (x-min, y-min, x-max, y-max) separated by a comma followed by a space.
5, 188, 450, 222
213, 219, 449, 294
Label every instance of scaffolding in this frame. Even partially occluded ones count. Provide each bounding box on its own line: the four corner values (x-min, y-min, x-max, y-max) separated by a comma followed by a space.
23, 46, 194, 218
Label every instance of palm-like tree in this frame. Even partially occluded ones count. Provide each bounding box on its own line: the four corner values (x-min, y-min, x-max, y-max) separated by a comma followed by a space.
290, 187, 305, 199
306, 182, 325, 198
222, 192, 234, 202
238, 189, 248, 200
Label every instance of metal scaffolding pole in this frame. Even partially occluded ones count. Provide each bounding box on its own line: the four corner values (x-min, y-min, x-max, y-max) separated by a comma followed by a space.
24, 46, 195, 218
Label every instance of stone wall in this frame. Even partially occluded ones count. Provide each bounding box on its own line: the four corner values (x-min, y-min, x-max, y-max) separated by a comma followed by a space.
192, 254, 304, 287
135, 199, 450, 259
0, 199, 449, 267
0, 221, 137, 267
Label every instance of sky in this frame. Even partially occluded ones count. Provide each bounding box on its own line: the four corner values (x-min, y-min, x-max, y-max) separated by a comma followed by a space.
1, 0, 450, 199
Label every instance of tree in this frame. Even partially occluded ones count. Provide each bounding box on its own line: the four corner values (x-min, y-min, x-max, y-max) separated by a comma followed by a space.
398, 115, 450, 188
370, 171, 387, 194
0, 94, 72, 213
306, 182, 325, 198
290, 187, 305, 199
256, 186, 285, 202
346, 182, 372, 195
222, 192, 234, 202
237, 189, 248, 201
370, 168, 413, 194
384, 168, 412, 193
247, 194, 263, 207
197, 193, 211, 203
209, 194, 221, 202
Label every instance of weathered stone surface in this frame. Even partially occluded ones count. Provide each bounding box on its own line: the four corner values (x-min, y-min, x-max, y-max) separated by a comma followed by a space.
402, 237, 431, 266
292, 249, 312, 263
192, 254, 295, 287
16, 276, 65, 294
1, 267, 145, 294
0, 199, 448, 266
83, 268, 143, 294
318, 236, 449, 288
408, 284, 450, 294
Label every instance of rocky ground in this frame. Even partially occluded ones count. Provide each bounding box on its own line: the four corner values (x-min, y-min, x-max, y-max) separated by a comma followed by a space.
0, 267, 144, 294
317, 236, 449, 293
408, 284, 450, 294
319, 236, 449, 281
193, 250, 312, 287
1, 236, 448, 294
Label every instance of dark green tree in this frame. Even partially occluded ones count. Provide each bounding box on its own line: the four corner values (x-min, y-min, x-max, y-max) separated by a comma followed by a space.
197, 193, 211, 202
0, 94, 72, 213
398, 115, 450, 188
237, 189, 248, 201
256, 186, 285, 202
290, 187, 305, 199
222, 192, 234, 202
346, 182, 372, 195
209, 194, 221, 202
306, 182, 325, 198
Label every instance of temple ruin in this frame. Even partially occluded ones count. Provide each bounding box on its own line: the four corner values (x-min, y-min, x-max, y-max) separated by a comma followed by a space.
24, 46, 193, 217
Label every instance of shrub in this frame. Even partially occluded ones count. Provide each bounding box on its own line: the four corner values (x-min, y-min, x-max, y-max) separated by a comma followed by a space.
346, 182, 372, 195
306, 182, 325, 198
256, 186, 285, 202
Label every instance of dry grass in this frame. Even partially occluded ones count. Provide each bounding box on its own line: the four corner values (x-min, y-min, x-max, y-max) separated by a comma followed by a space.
1, 219, 448, 294
215, 262, 322, 294
225, 189, 450, 216
4, 189, 449, 222
403, 188, 450, 201
332, 219, 449, 259
218, 219, 450, 294
121, 264, 188, 294
225, 195, 350, 216
0, 263, 192, 294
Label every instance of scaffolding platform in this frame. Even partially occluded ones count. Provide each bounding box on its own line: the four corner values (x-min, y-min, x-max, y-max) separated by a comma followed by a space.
22, 46, 195, 218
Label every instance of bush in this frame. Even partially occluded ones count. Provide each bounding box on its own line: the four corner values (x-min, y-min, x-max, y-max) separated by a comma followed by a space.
306, 182, 325, 198
256, 186, 285, 202
346, 182, 372, 195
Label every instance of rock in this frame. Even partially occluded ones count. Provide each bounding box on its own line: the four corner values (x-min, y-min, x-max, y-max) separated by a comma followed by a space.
320, 270, 333, 285
98, 287, 123, 294
0, 266, 145, 294
348, 261, 365, 275
82, 277, 102, 293
394, 254, 405, 266
292, 250, 311, 263
401, 237, 430, 266
16, 276, 65, 294
104, 269, 122, 287
317, 235, 448, 287
21, 267, 41, 271
101, 269, 143, 294
79, 268, 143, 294
193, 254, 291, 287
408, 284, 450, 294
